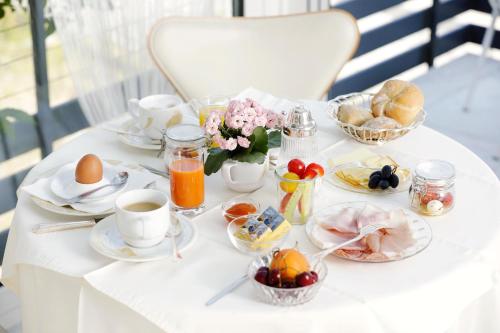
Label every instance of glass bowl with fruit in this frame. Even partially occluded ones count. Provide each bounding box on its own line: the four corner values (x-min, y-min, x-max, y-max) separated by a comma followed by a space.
248, 248, 327, 306
222, 198, 260, 223
227, 208, 292, 255
275, 159, 325, 225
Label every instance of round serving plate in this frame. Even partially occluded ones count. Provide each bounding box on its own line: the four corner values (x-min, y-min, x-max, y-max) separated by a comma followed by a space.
116, 119, 162, 151
89, 214, 197, 262
326, 93, 426, 145
306, 202, 432, 263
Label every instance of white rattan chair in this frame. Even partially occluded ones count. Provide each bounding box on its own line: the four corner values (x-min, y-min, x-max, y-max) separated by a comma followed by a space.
148, 10, 360, 101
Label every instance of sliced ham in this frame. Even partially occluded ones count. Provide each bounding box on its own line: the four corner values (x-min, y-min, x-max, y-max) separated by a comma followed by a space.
311, 204, 417, 261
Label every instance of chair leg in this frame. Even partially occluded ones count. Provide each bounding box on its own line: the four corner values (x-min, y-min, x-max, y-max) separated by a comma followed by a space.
463, 9, 498, 112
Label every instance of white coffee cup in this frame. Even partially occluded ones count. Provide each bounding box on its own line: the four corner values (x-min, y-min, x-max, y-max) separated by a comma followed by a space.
115, 189, 171, 248
128, 94, 190, 140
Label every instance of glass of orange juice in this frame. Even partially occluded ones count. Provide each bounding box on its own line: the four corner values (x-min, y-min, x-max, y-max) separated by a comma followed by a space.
164, 124, 206, 213
189, 94, 231, 126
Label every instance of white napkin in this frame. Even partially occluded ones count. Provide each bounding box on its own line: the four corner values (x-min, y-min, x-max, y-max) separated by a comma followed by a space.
234, 87, 296, 114
22, 163, 161, 214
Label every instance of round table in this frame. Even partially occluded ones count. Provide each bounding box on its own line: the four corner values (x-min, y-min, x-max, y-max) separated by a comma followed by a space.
2, 100, 500, 333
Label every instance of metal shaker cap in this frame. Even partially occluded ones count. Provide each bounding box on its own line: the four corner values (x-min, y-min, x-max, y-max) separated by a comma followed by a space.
283, 105, 317, 137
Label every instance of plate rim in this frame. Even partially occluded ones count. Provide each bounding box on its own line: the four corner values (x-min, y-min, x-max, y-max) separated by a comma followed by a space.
89, 214, 197, 262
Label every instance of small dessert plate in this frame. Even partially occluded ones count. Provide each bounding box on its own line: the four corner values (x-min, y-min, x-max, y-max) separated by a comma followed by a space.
50, 162, 125, 202
116, 119, 162, 151
90, 214, 197, 262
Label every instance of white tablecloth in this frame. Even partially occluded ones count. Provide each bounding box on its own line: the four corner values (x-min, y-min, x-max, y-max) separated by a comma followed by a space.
2, 101, 499, 333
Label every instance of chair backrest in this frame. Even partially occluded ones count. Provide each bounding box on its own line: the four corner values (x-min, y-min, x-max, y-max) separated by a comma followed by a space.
148, 10, 359, 101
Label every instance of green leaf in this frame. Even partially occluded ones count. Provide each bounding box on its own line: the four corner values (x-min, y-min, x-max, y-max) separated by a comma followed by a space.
204, 148, 229, 175
251, 126, 268, 155
233, 151, 266, 164
268, 130, 281, 148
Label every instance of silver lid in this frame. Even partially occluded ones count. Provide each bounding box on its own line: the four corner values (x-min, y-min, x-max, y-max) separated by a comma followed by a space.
414, 160, 455, 186
164, 124, 206, 147
283, 105, 316, 137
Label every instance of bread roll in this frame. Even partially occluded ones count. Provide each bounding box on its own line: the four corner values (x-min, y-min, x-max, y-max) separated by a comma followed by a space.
371, 80, 424, 126
362, 116, 401, 129
337, 105, 373, 126
360, 117, 401, 140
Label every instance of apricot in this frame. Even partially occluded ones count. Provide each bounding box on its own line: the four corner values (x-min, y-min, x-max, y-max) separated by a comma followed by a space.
270, 248, 310, 283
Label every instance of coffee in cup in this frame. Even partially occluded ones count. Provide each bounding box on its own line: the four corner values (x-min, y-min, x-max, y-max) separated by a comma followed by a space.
115, 189, 170, 248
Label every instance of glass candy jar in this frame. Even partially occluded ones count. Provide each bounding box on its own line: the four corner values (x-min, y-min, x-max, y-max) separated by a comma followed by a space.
409, 160, 455, 216
163, 124, 206, 213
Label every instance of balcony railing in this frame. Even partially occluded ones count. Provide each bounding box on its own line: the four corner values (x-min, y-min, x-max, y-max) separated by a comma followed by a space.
0, 0, 499, 263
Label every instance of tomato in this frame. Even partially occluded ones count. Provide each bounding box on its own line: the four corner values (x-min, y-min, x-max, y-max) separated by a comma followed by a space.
279, 172, 300, 193
441, 193, 454, 207
303, 169, 318, 179
305, 163, 325, 177
287, 159, 305, 178
420, 192, 439, 205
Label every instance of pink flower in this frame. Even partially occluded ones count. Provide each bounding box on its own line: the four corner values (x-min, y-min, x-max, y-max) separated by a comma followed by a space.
205, 122, 219, 136
254, 115, 267, 127
228, 100, 242, 113
241, 123, 255, 136
254, 104, 265, 116
265, 111, 282, 129
237, 136, 250, 148
243, 107, 256, 122
243, 98, 253, 108
227, 114, 244, 129
225, 137, 237, 151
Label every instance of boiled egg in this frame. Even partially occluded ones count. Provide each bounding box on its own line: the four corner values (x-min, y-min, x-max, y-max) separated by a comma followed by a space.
75, 154, 103, 184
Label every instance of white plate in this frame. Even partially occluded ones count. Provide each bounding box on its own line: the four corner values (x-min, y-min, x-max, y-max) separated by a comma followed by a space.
30, 161, 150, 218
306, 202, 432, 263
117, 119, 162, 150
90, 215, 197, 262
50, 162, 125, 201
327, 162, 411, 195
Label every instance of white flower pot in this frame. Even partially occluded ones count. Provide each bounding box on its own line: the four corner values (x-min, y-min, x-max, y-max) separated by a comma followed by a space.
221, 156, 269, 192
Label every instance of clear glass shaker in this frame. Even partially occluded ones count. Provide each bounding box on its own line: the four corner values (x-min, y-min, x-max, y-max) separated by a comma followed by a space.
279, 105, 317, 164
163, 124, 206, 213
409, 160, 456, 216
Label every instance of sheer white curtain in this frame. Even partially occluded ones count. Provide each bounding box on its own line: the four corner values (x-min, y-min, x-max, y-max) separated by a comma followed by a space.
48, 0, 231, 125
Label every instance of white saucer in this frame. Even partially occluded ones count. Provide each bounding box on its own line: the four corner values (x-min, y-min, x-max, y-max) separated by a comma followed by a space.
90, 215, 197, 262
50, 161, 125, 202
117, 119, 162, 151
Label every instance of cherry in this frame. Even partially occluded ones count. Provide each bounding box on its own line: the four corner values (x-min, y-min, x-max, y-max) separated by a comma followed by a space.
281, 281, 296, 289
295, 272, 315, 287
254, 267, 269, 285
310, 271, 319, 283
267, 269, 281, 287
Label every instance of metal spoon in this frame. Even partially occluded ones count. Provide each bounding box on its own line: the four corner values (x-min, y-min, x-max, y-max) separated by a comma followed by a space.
65, 171, 129, 204
167, 212, 184, 261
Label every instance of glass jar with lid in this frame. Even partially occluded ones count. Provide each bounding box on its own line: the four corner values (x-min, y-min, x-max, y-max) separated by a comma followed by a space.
163, 124, 206, 212
409, 160, 455, 216
279, 105, 318, 164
